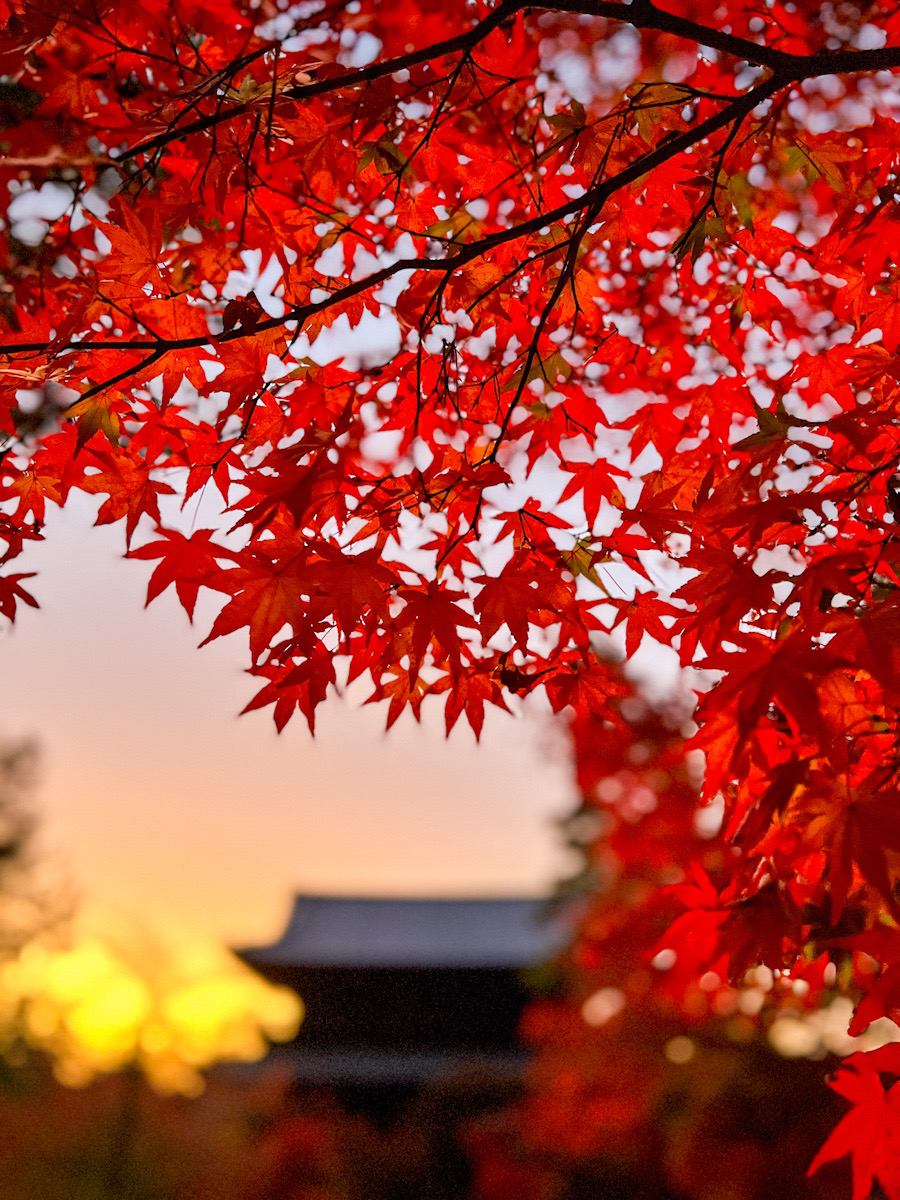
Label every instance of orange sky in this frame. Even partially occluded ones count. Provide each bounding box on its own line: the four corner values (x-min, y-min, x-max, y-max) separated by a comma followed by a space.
1, 493, 577, 948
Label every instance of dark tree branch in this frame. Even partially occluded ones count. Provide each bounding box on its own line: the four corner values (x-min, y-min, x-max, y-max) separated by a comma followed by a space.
109, 0, 900, 171
115, 0, 525, 164
0, 71, 786, 366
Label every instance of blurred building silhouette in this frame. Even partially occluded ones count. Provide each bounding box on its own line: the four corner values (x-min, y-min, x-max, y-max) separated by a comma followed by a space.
239, 895, 566, 1108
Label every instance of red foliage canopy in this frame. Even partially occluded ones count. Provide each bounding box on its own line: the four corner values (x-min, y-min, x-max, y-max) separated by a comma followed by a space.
4, 0, 900, 1186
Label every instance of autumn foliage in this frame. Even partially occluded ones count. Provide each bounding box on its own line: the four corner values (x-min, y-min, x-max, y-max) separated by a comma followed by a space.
512, 687, 854, 1200
6, 0, 900, 1188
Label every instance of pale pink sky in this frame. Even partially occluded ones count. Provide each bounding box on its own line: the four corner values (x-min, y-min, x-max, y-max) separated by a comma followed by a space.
2, 493, 577, 947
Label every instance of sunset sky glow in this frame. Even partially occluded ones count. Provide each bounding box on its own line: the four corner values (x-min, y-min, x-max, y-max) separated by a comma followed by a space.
2, 492, 576, 948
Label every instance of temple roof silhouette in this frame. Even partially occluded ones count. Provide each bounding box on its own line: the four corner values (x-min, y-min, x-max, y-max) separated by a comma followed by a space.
241, 894, 566, 970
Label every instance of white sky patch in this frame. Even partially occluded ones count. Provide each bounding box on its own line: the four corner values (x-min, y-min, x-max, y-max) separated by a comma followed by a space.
854, 23, 887, 49
380, 508, 449, 580
752, 545, 805, 577
305, 308, 403, 369
8, 181, 76, 246
223, 250, 284, 316
351, 246, 387, 282
313, 242, 345, 277
340, 29, 382, 68
466, 326, 497, 360
360, 426, 404, 464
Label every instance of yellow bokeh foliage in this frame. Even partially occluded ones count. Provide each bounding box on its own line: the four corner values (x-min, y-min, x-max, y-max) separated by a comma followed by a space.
0, 919, 302, 1095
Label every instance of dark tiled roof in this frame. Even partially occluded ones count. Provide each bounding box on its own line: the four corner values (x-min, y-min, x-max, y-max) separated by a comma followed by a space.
241, 895, 566, 969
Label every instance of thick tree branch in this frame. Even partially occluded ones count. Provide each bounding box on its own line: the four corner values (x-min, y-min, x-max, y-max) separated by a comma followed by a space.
552, 0, 798, 71
558, 0, 900, 77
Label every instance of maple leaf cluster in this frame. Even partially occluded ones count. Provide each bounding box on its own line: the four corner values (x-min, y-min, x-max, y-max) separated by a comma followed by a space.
6, 0, 900, 1186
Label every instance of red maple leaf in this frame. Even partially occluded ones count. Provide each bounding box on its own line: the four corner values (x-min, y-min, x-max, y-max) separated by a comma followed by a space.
128, 528, 242, 620
0, 572, 38, 621
809, 1047, 900, 1200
